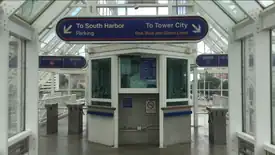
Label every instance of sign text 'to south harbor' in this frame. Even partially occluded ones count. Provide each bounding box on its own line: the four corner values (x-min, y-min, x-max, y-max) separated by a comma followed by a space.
56, 16, 209, 42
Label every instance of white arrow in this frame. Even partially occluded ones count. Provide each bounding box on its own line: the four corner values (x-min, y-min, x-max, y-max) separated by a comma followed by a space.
192, 24, 201, 33
63, 25, 72, 34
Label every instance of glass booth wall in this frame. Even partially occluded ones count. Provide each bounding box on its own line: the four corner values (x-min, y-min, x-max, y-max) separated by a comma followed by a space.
241, 36, 256, 136
166, 57, 189, 106
91, 58, 111, 106
120, 55, 157, 89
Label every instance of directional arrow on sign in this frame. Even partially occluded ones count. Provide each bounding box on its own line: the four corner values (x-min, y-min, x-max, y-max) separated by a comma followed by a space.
64, 25, 72, 34
192, 24, 201, 33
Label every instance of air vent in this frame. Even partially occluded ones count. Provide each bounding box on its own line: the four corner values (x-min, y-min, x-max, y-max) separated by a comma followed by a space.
127, 0, 157, 4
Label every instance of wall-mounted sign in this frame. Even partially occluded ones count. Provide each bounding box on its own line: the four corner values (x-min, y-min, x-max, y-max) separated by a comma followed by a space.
196, 54, 228, 67
39, 56, 86, 69
145, 99, 156, 114
56, 16, 209, 42
122, 97, 132, 108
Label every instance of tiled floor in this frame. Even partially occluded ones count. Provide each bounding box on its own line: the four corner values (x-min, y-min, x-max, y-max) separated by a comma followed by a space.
38, 111, 227, 155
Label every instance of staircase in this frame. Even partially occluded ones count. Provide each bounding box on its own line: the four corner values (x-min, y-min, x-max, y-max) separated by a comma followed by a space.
39, 72, 57, 92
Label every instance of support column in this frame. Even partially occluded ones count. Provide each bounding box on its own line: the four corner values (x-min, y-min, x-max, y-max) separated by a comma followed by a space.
0, 6, 9, 155
228, 32, 242, 155
193, 66, 199, 127
25, 31, 39, 155
253, 27, 271, 155
111, 56, 118, 148
50, 72, 55, 95
220, 72, 223, 96
67, 74, 71, 95
159, 55, 167, 148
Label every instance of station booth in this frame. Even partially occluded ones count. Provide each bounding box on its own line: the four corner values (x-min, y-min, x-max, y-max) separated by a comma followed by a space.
86, 47, 193, 148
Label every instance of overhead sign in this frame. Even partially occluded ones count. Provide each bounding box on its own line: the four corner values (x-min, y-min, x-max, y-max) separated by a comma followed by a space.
56, 16, 209, 42
145, 99, 156, 114
39, 56, 86, 69
196, 54, 228, 67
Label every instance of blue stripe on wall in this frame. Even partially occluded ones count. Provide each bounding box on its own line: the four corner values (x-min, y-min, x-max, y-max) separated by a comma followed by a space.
87, 111, 114, 117
164, 111, 192, 117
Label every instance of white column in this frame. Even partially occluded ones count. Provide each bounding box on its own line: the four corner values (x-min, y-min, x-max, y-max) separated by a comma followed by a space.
193, 66, 199, 127
228, 33, 242, 155
159, 55, 167, 148
203, 72, 206, 97
25, 30, 39, 155
0, 6, 9, 155
67, 74, 71, 95
50, 72, 55, 95
220, 73, 223, 96
111, 56, 119, 148
253, 28, 271, 155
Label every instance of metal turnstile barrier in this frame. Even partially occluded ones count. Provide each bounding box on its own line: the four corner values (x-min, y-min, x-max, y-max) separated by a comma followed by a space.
45, 103, 58, 134
207, 106, 228, 145
67, 104, 84, 134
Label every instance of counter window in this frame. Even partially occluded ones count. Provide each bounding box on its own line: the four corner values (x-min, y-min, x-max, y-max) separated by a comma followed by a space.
91, 58, 111, 99
120, 55, 157, 88
166, 58, 188, 99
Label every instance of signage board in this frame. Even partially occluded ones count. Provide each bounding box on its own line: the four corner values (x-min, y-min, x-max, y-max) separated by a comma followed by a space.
39, 56, 86, 69
56, 16, 209, 42
145, 99, 156, 114
196, 54, 228, 67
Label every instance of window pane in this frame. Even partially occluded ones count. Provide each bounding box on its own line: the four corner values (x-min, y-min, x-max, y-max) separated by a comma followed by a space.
167, 101, 188, 106
58, 74, 69, 90
214, 0, 247, 22
70, 74, 85, 89
166, 58, 188, 99
257, 0, 274, 7
120, 55, 157, 88
242, 36, 255, 135
158, 7, 168, 15
9, 35, 25, 137
172, 7, 186, 15
92, 58, 111, 99
127, 7, 157, 15
16, 0, 52, 23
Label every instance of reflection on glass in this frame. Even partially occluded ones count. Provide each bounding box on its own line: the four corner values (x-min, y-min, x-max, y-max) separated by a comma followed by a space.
214, 0, 247, 22
59, 74, 69, 89
242, 36, 255, 136
70, 74, 86, 89
92, 58, 111, 99
8, 35, 25, 137
16, 0, 52, 22
120, 55, 157, 88
172, 7, 186, 15
166, 58, 188, 99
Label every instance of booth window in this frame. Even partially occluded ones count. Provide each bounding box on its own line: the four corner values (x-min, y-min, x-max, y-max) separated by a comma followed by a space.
8, 35, 26, 137
120, 55, 157, 88
91, 58, 111, 99
166, 58, 188, 99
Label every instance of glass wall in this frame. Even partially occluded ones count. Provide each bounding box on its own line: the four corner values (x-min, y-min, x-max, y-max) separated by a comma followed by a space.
8, 35, 26, 137
241, 36, 256, 135
91, 58, 111, 99
166, 58, 188, 106
120, 55, 157, 88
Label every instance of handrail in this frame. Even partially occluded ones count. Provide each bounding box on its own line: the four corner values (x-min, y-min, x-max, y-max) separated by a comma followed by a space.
8, 130, 32, 147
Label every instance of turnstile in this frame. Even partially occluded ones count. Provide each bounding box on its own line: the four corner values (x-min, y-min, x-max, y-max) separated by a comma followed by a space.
67, 104, 84, 134
207, 106, 228, 145
44, 103, 58, 134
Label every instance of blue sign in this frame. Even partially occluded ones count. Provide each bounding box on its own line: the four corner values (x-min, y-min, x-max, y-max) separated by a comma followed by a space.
140, 58, 156, 80
122, 97, 132, 108
39, 56, 87, 68
56, 16, 208, 42
196, 54, 228, 67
